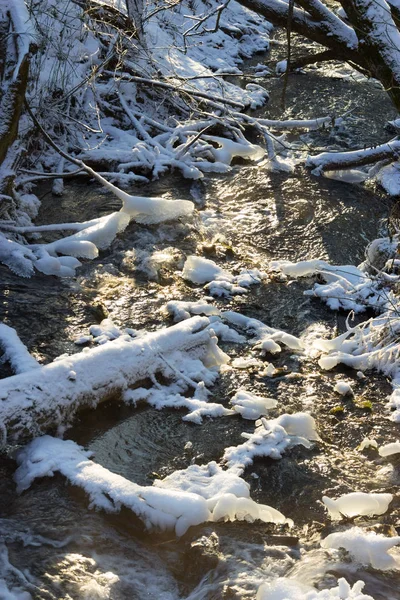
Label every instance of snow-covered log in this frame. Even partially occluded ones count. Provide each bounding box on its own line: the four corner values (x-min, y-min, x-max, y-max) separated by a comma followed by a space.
0, 316, 220, 446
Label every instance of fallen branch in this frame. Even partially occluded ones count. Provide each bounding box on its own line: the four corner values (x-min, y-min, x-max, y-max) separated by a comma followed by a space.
106, 72, 246, 109
307, 139, 400, 172
0, 316, 217, 445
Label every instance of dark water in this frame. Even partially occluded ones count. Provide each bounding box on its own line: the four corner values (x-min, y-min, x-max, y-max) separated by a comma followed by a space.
1, 50, 400, 599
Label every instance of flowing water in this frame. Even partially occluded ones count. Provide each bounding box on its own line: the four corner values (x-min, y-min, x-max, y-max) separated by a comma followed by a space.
1, 49, 400, 599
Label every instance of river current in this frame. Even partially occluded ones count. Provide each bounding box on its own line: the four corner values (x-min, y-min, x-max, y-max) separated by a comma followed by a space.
1, 48, 400, 599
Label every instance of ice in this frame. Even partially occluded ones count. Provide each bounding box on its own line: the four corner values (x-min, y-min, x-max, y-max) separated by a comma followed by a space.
334, 380, 353, 395
358, 438, 378, 451
378, 441, 400, 456
323, 169, 368, 183
230, 389, 278, 420
232, 357, 264, 369
120, 194, 194, 224
257, 577, 374, 599
211, 493, 288, 525
321, 527, 400, 570
322, 492, 393, 519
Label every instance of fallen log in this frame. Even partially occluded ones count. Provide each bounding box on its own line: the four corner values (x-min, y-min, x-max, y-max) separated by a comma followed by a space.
0, 316, 218, 446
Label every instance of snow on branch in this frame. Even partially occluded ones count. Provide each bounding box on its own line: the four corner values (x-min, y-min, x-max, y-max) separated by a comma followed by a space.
307, 139, 400, 172
7, 0, 36, 81
14, 437, 290, 536
0, 324, 40, 375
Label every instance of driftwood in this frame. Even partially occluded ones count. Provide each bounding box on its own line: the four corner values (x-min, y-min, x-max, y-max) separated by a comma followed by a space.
0, 316, 215, 446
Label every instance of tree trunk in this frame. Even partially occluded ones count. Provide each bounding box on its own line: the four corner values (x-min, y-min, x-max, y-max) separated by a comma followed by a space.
340, 0, 400, 111
0, 2, 35, 208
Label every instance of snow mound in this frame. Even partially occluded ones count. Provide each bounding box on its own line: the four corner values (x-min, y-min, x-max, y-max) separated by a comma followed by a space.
321, 527, 400, 570
334, 380, 353, 396
181, 258, 266, 297
322, 492, 393, 519
257, 577, 374, 599
223, 413, 319, 470
182, 256, 230, 284
155, 461, 289, 525
230, 389, 278, 420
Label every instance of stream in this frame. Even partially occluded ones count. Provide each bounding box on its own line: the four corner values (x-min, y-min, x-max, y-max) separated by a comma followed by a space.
1, 45, 400, 599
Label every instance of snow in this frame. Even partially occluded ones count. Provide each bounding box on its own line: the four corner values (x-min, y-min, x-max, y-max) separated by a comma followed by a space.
8, 0, 36, 81
322, 492, 393, 519
182, 256, 230, 284
223, 413, 319, 471
257, 578, 374, 599
165, 300, 221, 322
155, 461, 288, 525
123, 384, 234, 424
223, 311, 304, 351
271, 255, 399, 314
376, 162, 400, 196
204, 136, 265, 165
275, 60, 287, 75
14, 436, 211, 537
334, 381, 353, 396
230, 389, 278, 420
321, 527, 400, 570
15, 437, 290, 535
182, 258, 267, 297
